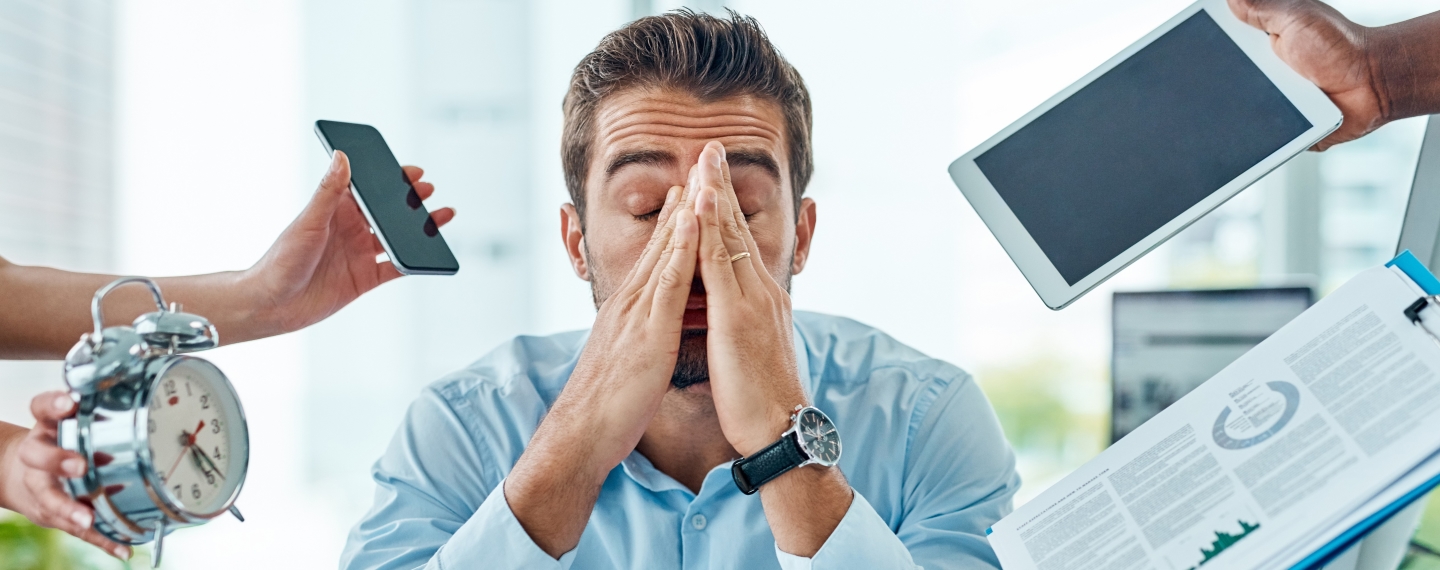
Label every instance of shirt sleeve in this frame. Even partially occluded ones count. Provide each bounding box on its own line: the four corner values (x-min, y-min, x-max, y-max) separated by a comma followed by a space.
776, 375, 1020, 570
339, 384, 567, 570
774, 491, 921, 570
894, 373, 1022, 569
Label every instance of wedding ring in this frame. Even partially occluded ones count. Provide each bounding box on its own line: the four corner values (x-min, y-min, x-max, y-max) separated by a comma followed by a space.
729, 252, 750, 263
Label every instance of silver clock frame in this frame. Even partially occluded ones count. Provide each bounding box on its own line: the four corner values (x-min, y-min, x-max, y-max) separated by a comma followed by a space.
56, 277, 249, 567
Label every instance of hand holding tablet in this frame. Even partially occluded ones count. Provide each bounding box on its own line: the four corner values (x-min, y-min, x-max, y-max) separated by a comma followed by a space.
948, 0, 1340, 309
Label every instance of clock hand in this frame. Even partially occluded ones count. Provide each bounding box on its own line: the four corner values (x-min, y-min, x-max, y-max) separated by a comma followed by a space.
165, 431, 194, 481
192, 446, 226, 480
165, 420, 208, 482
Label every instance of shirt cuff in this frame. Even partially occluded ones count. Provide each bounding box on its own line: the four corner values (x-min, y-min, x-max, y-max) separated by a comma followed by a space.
437, 478, 578, 569
775, 490, 918, 570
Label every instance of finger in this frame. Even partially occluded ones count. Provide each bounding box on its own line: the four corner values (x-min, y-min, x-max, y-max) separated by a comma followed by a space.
19, 435, 87, 478
30, 475, 92, 532
620, 185, 685, 294
402, 165, 426, 183
411, 180, 436, 201
703, 145, 765, 293
30, 391, 76, 425
649, 208, 699, 324
375, 258, 403, 285
75, 526, 132, 560
430, 207, 456, 228
694, 186, 741, 302
638, 187, 693, 307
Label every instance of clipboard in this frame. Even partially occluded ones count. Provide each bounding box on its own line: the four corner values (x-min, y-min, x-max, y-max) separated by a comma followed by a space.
1291, 249, 1440, 569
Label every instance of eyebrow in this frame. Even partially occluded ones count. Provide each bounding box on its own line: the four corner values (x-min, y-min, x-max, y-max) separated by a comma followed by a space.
726, 150, 781, 183
605, 150, 676, 179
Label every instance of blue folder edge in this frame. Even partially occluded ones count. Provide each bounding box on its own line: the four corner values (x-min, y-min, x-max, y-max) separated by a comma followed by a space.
1293, 250, 1440, 569
987, 252, 1440, 564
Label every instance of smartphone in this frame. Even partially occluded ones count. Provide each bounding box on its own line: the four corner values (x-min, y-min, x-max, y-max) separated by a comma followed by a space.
314, 120, 460, 275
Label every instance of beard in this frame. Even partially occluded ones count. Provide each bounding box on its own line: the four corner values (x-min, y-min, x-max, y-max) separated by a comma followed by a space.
586, 240, 793, 390
671, 330, 710, 389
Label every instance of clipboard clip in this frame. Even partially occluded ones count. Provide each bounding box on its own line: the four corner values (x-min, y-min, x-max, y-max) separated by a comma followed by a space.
1404, 296, 1440, 349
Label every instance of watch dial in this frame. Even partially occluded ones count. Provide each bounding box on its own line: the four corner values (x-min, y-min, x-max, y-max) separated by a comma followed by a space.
797, 409, 841, 464
144, 358, 247, 516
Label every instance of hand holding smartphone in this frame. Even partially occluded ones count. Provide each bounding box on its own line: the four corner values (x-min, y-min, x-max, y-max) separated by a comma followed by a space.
315, 120, 460, 275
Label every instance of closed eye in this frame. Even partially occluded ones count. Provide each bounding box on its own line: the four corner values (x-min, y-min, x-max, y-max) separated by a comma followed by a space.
634, 208, 662, 222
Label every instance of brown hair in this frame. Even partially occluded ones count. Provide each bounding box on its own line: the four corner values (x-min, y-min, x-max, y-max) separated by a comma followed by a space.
561, 9, 813, 222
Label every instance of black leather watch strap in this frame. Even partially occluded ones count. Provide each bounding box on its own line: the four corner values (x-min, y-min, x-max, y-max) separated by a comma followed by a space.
731, 433, 809, 495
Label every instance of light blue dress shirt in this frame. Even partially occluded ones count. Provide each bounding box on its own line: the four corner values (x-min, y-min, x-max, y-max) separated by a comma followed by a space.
341, 311, 1020, 570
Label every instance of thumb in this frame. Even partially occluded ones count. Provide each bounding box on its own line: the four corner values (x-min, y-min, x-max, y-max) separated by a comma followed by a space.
293, 151, 350, 231
1228, 0, 1301, 33
318, 151, 351, 203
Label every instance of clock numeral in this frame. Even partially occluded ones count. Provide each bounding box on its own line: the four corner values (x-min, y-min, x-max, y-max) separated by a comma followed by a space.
164, 380, 176, 397
214, 446, 223, 460
211, 419, 222, 434
191, 484, 201, 500
185, 382, 192, 396
173, 484, 181, 498
205, 471, 215, 485
200, 394, 209, 409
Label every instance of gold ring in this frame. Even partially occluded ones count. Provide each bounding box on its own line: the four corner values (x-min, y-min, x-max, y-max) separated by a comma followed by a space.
729, 252, 750, 263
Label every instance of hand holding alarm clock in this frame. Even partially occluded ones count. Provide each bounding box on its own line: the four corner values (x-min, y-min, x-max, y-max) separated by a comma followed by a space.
57, 277, 250, 567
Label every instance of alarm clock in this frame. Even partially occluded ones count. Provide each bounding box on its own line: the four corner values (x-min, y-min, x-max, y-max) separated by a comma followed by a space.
57, 277, 249, 567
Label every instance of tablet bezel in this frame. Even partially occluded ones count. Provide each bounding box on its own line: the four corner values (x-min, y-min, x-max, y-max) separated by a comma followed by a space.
947, 0, 1341, 310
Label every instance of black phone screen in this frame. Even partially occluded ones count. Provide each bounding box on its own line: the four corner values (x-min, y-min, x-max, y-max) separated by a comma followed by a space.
314, 120, 459, 274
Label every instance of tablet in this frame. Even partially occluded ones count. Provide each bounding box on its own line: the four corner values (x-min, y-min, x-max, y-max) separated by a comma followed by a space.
947, 0, 1341, 310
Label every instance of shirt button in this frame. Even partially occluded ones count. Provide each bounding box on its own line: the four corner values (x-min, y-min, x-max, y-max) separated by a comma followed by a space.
691, 514, 707, 530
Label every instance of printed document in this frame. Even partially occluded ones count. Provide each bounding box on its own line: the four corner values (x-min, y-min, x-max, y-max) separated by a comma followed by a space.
987, 263, 1440, 570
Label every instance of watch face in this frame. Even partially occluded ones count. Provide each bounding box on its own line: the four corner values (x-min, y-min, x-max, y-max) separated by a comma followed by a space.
143, 358, 249, 517
796, 408, 841, 466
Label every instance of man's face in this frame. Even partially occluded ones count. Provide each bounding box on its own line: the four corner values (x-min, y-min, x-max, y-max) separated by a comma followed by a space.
561, 87, 815, 389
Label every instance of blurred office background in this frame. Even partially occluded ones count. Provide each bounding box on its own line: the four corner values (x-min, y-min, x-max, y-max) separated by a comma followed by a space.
1, 0, 1438, 567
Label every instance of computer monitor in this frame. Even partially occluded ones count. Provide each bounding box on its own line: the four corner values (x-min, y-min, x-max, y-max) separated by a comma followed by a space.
1398, 116, 1440, 266
1110, 286, 1313, 443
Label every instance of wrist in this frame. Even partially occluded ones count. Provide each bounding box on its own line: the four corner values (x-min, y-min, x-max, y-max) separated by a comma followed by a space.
1366, 18, 1440, 124
0, 425, 27, 510
733, 403, 802, 458
214, 270, 281, 343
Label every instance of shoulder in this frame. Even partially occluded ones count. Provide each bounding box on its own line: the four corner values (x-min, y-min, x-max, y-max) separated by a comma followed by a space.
387, 330, 589, 483
795, 310, 970, 394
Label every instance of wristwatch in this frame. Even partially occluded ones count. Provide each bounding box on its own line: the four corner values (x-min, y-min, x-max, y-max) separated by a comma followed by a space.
731, 405, 842, 495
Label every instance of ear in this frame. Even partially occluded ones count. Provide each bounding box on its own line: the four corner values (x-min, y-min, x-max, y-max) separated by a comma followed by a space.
791, 197, 817, 275
560, 203, 591, 281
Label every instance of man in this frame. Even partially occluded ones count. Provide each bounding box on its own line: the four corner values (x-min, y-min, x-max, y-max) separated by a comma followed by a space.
1228, 0, 1440, 151
342, 11, 1018, 570
0, 152, 453, 560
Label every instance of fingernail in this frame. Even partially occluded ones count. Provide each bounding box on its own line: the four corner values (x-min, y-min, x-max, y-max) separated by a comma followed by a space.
716, 143, 726, 161
70, 509, 92, 528
63, 458, 86, 477
114, 546, 131, 560
329, 152, 343, 173
54, 394, 71, 411
709, 148, 722, 169
665, 186, 678, 206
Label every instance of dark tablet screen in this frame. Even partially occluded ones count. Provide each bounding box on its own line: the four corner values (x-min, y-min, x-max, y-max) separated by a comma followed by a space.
974, 11, 1311, 285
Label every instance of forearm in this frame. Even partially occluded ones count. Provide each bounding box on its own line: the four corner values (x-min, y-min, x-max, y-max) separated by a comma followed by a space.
503, 403, 615, 559
0, 258, 275, 359
1370, 11, 1440, 122
758, 464, 853, 557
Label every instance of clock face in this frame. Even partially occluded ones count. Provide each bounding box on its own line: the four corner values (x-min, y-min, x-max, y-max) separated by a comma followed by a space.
796, 408, 840, 465
144, 358, 248, 516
